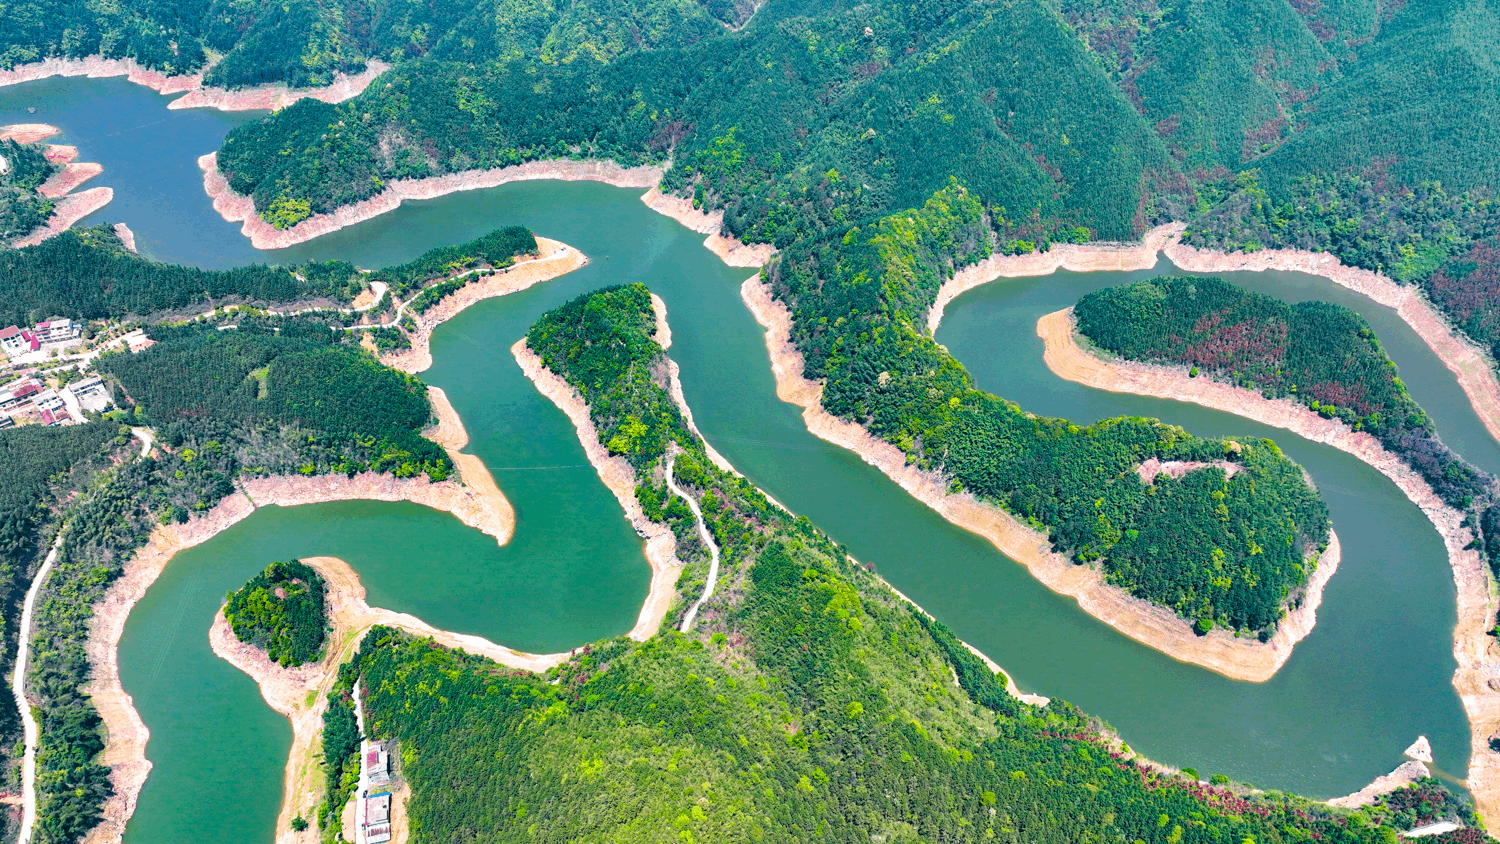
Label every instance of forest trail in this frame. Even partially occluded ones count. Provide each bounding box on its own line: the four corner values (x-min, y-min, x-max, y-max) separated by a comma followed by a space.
668, 450, 721, 633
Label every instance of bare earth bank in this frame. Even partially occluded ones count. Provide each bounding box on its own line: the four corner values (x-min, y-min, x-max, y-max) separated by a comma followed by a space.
0, 55, 386, 113
201, 154, 665, 250
741, 275, 1335, 683
210, 554, 567, 844
1163, 241, 1500, 460
81, 386, 513, 844
1039, 307, 1500, 820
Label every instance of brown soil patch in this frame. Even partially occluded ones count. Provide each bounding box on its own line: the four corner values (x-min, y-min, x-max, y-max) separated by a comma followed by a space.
15, 186, 112, 247
38, 162, 102, 198
0, 124, 60, 144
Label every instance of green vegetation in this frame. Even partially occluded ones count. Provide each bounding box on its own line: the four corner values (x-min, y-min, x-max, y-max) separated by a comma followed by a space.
0, 225, 364, 325
224, 560, 329, 667
26, 312, 457, 842
772, 184, 1330, 637
1075, 276, 1492, 510
0, 139, 57, 245
96, 319, 450, 482
329, 283, 1466, 844
369, 225, 535, 298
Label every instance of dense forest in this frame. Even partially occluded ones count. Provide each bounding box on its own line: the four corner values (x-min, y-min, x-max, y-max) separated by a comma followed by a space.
224, 560, 328, 667
325, 283, 1478, 844
1075, 277, 1493, 511
96, 320, 450, 482
0, 0, 748, 89
368, 224, 535, 297
0, 225, 365, 325
22, 313, 456, 842
770, 184, 1329, 637
206, 0, 1498, 258
0, 139, 57, 245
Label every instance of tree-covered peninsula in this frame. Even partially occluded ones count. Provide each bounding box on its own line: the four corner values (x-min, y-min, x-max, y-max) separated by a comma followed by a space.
317, 283, 1475, 844
1075, 277, 1493, 512
225, 560, 329, 667
0, 138, 58, 245
769, 184, 1329, 638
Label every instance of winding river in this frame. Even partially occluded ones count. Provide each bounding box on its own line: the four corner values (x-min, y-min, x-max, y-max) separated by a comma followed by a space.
0, 75, 1486, 841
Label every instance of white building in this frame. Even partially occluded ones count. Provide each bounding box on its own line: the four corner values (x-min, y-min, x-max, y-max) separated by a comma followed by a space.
65, 375, 112, 413
33, 319, 80, 344
0, 326, 37, 358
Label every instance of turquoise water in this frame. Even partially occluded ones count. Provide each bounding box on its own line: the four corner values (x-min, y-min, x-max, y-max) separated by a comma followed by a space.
0, 75, 1485, 841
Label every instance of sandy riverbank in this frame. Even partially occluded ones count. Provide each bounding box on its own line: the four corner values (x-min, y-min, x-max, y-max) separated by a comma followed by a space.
167, 61, 390, 112
639, 187, 777, 267
210, 554, 567, 844
202, 153, 665, 250
0, 55, 386, 113
38, 161, 101, 197
1163, 241, 1500, 458
0, 123, 60, 144
16, 186, 112, 247
925, 223, 1183, 334
81, 387, 514, 844
377, 237, 588, 373
512, 338, 684, 641
113, 222, 137, 252
742, 276, 1339, 682
1039, 307, 1500, 818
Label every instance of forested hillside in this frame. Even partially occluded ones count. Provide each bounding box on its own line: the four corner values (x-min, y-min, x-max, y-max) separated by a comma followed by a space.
96, 320, 450, 482
21, 312, 456, 843
225, 560, 328, 667
0, 0, 745, 89
1075, 277, 1493, 511
323, 283, 1473, 844
0, 139, 57, 245
770, 184, 1329, 638
0, 225, 364, 325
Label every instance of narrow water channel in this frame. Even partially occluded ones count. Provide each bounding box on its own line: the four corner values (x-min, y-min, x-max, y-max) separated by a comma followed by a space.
0, 76, 1482, 841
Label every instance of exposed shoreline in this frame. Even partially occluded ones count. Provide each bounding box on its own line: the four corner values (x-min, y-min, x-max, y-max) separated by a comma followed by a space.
926, 223, 1184, 334
81, 387, 513, 844
3, 121, 115, 248
201, 153, 665, 250
15, 185, 112, 247
1039, 306, 1500, 820
209, 554, 567, 844
1163, 241, 1500, 458
639, 187, 777, 267
377, 237, 588, 373
0, 55, 387, 113
741, 275, 1336, 683
512, 338, 684, 641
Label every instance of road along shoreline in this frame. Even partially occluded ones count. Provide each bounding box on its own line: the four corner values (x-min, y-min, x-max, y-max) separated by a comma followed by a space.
741, 275, 1338, 683
209, 554, 567, 844
80, 234, 589, 843
375, 237, 587, 373
1038, 306, 1500, 821
512, 338, 685, 641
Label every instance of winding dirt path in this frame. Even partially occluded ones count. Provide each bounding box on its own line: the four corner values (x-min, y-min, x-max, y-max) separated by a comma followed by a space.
1038, 307, 1500, 819
666, 450, 721, 633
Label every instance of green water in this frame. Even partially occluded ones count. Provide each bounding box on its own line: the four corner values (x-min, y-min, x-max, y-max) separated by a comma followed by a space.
0, 77, 1486, 840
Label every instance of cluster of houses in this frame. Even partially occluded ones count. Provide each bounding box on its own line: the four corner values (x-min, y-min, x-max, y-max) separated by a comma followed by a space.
0, 373, 111, 428
0, 318, 82, 361
360, 741, 393, 844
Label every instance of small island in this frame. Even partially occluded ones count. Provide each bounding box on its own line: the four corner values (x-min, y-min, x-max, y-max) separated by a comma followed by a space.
224, 560, 330, 667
